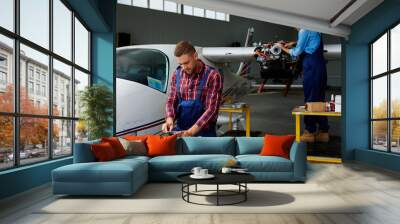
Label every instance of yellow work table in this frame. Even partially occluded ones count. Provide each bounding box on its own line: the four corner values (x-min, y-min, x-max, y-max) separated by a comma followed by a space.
292, 107, 342, 163
219, 105, 251, 137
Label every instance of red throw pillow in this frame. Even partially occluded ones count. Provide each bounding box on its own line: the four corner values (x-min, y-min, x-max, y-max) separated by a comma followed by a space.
101, 137, 127, 158
146, 135, 177, 157
91, 142, 117, 161
260, 134, 296, 159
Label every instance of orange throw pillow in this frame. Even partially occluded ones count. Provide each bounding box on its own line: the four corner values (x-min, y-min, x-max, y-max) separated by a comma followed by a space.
101, 137, 127, 158
91, 142, 117, 162
260, 134, 296, 159
124, 135, 148, 141
146, 135, 177, 157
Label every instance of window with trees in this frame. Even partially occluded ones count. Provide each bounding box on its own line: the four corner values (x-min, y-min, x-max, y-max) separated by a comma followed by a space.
0, 0, 91, 170
371, 22, 400, 154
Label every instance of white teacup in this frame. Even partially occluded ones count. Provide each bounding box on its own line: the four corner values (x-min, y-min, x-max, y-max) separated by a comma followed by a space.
199, 169, 208, 176
221, 167, 232, 174
191, 167, 202, 176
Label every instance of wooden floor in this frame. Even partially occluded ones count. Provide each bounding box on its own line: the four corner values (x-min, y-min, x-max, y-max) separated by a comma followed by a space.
1, 162, 400, 224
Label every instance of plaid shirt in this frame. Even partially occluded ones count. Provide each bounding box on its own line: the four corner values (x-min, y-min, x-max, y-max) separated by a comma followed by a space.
166, 60, 223, 130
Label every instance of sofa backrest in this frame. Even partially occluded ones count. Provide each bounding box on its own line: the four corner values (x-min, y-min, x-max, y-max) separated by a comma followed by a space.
73, 139, 100, 163
177, 137, 236, 155
74, 137, 267, 162
235, 137, 263, 155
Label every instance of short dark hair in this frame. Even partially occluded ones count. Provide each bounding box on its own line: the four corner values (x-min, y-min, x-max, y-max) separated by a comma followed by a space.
174, 41, 196, 57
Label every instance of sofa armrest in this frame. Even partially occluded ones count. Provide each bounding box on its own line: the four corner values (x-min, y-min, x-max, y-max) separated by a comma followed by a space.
289, 141, 307, 181
73, 140, 100, 163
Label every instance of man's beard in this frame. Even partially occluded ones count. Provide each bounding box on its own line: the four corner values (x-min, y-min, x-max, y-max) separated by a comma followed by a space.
184, 68, 193, 74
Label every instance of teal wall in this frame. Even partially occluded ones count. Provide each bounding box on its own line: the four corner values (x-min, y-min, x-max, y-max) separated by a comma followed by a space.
344, 0, 400, 171
0, 0, 116, 200
91, 0, 116, 135
0, 158, 72, 199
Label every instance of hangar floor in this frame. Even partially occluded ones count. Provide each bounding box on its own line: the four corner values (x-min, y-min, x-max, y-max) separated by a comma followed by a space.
220, 88, 342, 158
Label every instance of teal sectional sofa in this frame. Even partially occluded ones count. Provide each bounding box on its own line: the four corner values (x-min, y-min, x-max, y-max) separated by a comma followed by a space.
52, 137, 306, 196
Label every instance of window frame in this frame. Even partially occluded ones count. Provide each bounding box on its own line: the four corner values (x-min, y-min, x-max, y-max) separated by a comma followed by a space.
0, 0, 92, 171
370, 19, 400, 154
0, 53, 7, 88
0, 71, 7, 85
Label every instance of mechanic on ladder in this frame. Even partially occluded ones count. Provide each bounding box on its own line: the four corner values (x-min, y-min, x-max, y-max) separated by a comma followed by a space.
279, 28, 329, 143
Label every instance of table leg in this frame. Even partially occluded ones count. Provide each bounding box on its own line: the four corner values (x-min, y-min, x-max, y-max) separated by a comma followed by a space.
228, 112, 232, 131
245, 183, 247, 201
187, 184, 190, 202
295, 114, 301, 142
217, 184, 220, 206
245, 108, 250, 137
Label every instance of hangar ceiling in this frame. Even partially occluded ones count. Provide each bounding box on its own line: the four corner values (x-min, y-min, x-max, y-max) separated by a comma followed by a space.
173, 0, 383, 38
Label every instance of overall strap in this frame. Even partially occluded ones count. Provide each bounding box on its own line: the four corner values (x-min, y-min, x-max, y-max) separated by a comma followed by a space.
175, 66, 182, 101
196, 66, 212, 99
307, 32, 324, 57
316, 33, 324, 56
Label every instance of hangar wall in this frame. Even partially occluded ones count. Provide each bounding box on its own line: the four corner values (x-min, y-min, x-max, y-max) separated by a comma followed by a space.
117, 4, 296, 47
116, 4, 342, 87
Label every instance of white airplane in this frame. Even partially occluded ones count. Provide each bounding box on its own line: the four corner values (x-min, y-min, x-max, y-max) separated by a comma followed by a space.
115, 44, 255, 136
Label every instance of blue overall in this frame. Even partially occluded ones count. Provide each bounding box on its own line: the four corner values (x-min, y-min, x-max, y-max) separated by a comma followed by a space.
302, 36, 329, 133
172, 66, 217, 137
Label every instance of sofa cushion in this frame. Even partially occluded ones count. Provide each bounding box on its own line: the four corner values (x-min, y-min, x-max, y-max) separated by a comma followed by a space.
236, 155, 293, 172
119, 138, 147, 156
73, 140, 100, 163
52, 159, 147, 183
115, 155, 150, 163
260, 134, 295, 159
177, 137, 235, 155
236, 137, 263, 155
124, 135, 149, 142
101, 137, 127, 158
149, 154, 235, 172
147, 135, 177, 157
91, 142, 118, 162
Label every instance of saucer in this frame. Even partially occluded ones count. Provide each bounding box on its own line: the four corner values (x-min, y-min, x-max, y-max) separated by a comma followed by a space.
190, 174, 215, 179
232, 170, 249, 174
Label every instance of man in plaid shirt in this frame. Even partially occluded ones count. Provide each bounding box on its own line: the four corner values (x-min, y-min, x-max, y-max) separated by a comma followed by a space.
162, 41, 223, 137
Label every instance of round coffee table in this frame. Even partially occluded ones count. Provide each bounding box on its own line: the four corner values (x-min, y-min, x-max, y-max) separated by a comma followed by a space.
177, 173, 255, 206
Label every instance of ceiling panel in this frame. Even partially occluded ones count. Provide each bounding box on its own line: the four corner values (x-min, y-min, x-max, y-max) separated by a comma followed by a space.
225, 0, 352, 21
174, 0, 384, 37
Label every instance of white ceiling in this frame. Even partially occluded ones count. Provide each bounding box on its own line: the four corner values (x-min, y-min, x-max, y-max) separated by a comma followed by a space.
174, 0, 384, 38
226, 0, 352, 22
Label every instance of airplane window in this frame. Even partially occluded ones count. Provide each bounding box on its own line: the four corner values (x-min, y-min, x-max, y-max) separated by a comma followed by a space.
117, 48, 169, 92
